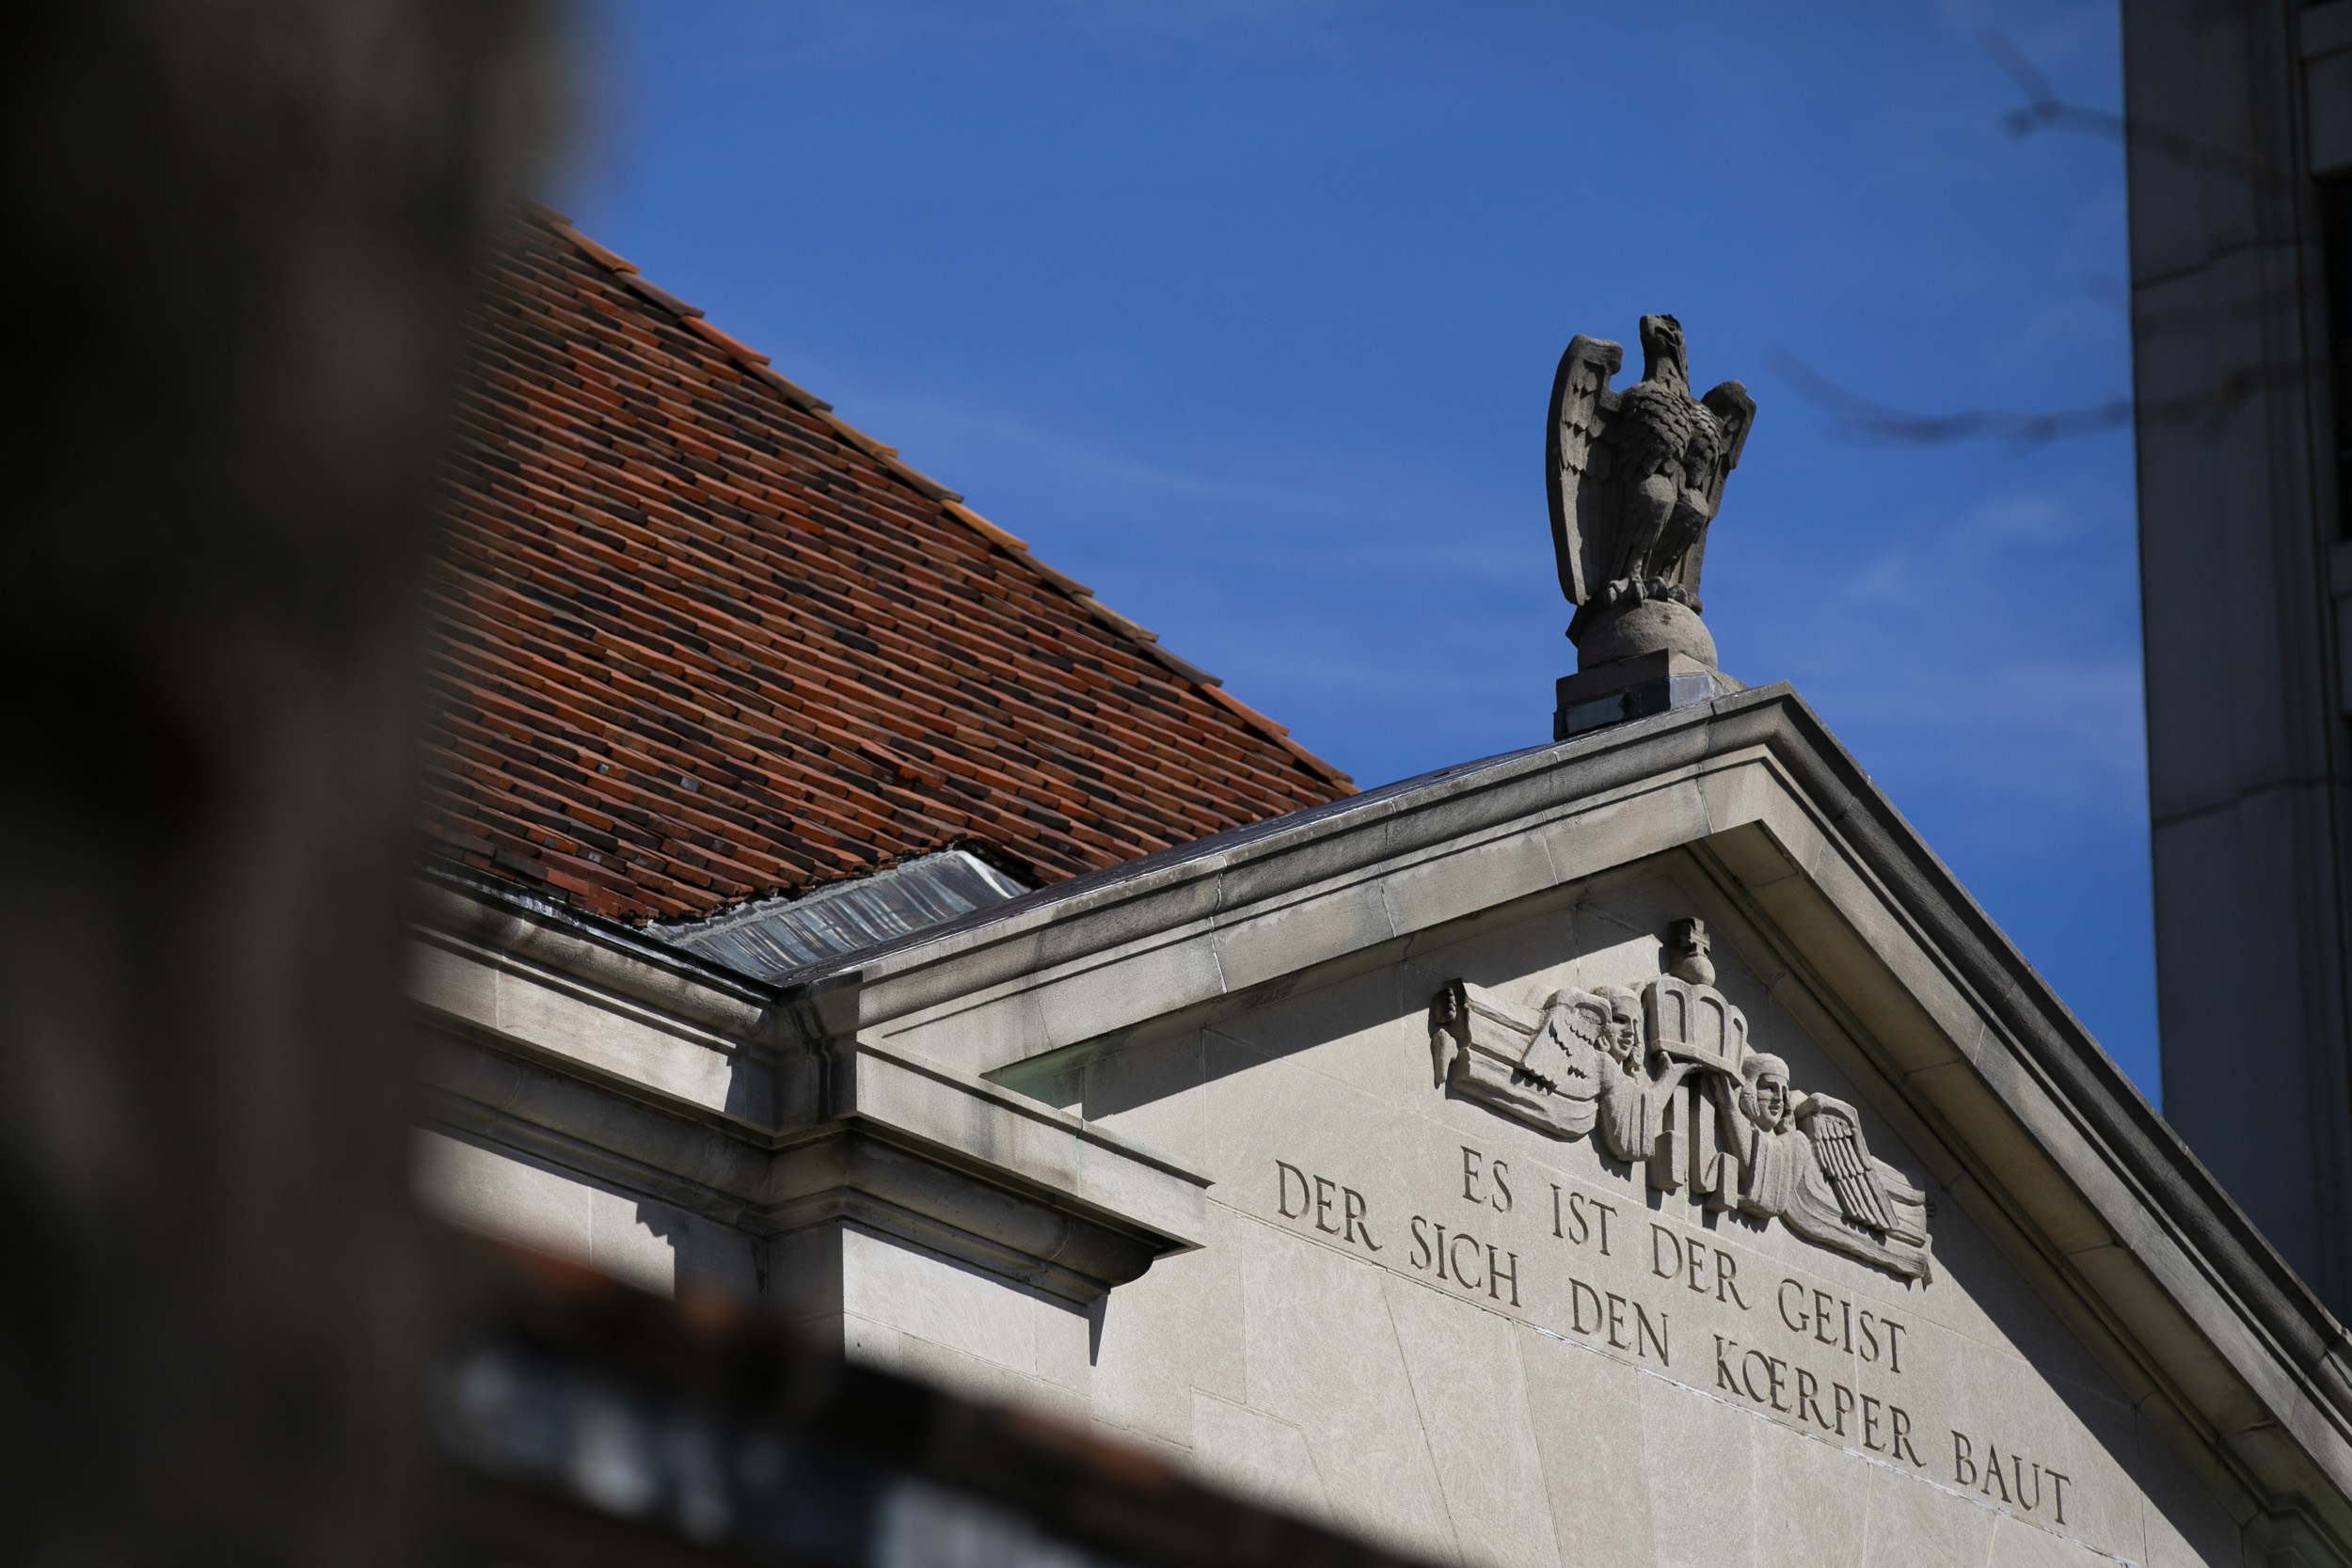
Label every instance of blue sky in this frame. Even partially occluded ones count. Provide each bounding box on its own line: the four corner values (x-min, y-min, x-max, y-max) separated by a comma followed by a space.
558, 2, 2153, 1100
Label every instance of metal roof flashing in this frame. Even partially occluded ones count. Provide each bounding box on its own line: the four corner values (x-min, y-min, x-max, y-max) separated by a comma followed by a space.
646, 850, 1028, 982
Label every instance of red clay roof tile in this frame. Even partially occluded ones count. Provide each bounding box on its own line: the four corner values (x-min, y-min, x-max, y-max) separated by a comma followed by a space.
426, 209, 1353, 926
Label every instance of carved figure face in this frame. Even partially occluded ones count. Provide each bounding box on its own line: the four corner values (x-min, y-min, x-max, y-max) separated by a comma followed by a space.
1740, 1053, 1792, 1131
1600, 989, 1641, 1064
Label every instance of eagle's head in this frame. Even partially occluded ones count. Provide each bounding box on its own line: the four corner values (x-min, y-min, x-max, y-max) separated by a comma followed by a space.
1638, 314, 1689, 388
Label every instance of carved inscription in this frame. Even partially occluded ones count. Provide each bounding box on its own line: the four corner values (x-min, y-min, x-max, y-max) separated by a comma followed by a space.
1709, 1335, 1925, 1463
1430, 921, 1933, 1282
1563, 1278, 1669, 1361
1548, 1180, 1617, 1254
1406, 1218, 1521, 1307
1460, 1147, 1513, 1212
1775, 1278, 1905, 1369
1275, 1162, 1381, 1251
1953, 1435, 2071, 1524
1650, 1224, 1748, 1308
1263, 1148, 2083, 1527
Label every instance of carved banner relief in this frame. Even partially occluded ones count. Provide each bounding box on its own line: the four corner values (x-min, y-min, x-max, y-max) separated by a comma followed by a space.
1430, 918, 1933, 1281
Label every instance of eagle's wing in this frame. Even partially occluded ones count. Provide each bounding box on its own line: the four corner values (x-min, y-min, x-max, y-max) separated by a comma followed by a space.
1521, 990, 1607, 1098
1799, 1096, 1897, 1233
1546, 335, 1624, 607
1669, 379, 1755, 596
1697, 379, 1755, 513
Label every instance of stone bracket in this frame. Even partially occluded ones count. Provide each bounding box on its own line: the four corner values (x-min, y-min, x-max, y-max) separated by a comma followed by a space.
761, 1125, 1170, 1307
775, 1032, 1211, 1304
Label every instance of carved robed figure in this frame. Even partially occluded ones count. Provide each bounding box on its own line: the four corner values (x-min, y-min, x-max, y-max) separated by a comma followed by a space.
1733, 1053, 1804, 1218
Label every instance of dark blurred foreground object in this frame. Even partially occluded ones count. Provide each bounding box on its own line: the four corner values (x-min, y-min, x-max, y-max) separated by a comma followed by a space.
0, 8, 1422, 1565
437, 1238, 1432, 1568
0, 3, 553, 1563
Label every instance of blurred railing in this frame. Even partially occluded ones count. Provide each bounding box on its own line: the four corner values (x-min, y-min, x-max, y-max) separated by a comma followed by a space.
432, 1241, 1433, 1568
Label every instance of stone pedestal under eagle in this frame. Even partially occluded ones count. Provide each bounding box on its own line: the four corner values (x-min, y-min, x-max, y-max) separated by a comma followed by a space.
1548, 315, 1756, 670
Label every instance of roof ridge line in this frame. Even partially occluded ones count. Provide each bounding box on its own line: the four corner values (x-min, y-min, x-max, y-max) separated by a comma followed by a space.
525, 203, 841, 417
942, 499, 1028, 551
517, 198, 1355, 795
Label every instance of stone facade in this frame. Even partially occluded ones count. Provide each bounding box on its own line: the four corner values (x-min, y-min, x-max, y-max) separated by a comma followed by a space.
2125, 0, 2352, 1319
409, 689, 2352, 1564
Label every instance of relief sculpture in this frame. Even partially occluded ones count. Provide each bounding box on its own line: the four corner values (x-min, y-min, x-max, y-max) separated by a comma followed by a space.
1428, 918, 1933, 1282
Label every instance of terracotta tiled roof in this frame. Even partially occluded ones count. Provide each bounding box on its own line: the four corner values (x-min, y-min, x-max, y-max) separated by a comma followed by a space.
423, 205, 1353, 924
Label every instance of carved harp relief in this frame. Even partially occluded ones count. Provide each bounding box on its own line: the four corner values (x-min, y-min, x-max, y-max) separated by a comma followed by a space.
1430, 930, 1932, 1283
1644, 974, 1748, 1210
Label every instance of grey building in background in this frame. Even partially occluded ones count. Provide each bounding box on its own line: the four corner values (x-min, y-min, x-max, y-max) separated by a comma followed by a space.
2127, 0, 2352, 1315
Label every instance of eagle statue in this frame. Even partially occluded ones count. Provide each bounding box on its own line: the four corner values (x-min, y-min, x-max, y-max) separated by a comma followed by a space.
1546, 315, 1756, 669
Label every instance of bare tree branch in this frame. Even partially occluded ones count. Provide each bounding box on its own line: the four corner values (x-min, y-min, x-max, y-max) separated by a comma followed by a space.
1771, 353, 2132, 447
1979, 27, 2278, 187
1772, 351, 2293, 447
1779, 36, 2302, 450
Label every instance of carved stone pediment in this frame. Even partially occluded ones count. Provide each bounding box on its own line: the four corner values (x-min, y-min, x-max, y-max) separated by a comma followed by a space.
1430, 924, 1933, 1283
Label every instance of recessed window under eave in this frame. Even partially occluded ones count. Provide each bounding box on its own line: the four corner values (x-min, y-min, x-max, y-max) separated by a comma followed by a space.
647, 850, 1027, 981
